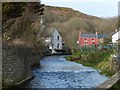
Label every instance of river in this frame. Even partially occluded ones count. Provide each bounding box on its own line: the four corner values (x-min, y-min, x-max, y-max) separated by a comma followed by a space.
27, 55, 108, 88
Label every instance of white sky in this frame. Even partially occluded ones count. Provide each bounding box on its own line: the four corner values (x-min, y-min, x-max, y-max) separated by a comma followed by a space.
41, 0, 120, 18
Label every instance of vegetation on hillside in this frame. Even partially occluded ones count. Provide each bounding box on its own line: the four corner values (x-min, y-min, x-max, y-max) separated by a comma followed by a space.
2, 2, 27, 23
43, 6, 118, 49
2, 2, 44, 54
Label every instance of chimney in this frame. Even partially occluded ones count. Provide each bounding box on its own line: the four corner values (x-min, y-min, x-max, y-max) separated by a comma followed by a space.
79, 31, 81, 38
77, 31, 81, 44
79, 31, 81, 35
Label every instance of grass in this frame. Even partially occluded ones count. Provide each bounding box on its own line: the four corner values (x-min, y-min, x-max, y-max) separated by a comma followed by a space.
65, 50, 115, 76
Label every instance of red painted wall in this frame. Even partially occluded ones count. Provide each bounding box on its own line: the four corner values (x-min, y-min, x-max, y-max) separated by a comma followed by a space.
78, 32, 98, 47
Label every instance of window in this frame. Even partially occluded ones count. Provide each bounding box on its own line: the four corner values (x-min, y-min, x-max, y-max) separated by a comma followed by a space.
84, 39, 87, 42
52, 35, 54, 40
57, 44, 59, 49
62, 43, 64, 45
57, 36, 59, 41
92, 39, 94, 42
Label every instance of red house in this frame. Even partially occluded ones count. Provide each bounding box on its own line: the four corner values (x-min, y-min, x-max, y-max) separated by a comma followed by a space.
77, 32, 98, 47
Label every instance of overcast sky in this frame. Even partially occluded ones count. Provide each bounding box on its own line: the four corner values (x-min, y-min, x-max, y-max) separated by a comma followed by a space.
41, 0, 119, 18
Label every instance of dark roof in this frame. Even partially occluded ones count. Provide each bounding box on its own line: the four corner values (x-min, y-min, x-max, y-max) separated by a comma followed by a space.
81, 34, 97, 38
80, 33, 108, 38
98, 34, 108, 38
110, 32, 116, 35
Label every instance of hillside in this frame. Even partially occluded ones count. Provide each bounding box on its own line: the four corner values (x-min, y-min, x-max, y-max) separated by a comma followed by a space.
44, 6, 102, 22
42, 6, 118, 48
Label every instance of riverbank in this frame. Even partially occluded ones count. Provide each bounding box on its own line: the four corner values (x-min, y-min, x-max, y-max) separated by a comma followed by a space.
65, 50, 116, 77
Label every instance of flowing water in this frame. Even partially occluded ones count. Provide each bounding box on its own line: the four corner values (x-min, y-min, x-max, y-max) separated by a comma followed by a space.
27, 55, 108, 88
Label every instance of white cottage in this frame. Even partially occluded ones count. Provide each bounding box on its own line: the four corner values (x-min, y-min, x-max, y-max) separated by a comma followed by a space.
112, 30, 120, 43
44, 28, 63, 54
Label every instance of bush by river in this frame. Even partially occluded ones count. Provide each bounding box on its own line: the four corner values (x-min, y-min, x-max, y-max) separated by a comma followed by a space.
65, 50, 116, 76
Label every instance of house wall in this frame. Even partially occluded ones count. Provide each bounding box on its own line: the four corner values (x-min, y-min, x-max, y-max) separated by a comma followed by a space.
78, 37, 98, 47
78, 32, 99, 47
51, 30, 62, 50
98, 38, 104, 44
112, 31, 119, 43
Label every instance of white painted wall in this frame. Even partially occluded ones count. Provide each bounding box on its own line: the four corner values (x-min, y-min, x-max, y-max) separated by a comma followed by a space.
112, 31, 120, 43
50, 29, 62, 50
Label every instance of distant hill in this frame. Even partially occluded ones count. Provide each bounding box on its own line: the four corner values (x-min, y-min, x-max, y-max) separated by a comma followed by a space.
44, 6, 102, 21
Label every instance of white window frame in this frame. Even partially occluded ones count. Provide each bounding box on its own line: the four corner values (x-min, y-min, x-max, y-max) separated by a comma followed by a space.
92, 39, 95, 42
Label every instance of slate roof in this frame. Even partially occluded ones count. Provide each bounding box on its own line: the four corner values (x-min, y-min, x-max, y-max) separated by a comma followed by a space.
80, 33, 108, 38
98, 34, 108, 38
80, 34, 97, 38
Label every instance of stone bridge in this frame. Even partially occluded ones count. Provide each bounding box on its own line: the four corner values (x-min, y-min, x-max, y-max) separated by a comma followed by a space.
2, 43, 40, 87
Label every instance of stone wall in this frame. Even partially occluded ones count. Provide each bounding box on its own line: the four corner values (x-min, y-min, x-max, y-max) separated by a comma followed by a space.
0, 63, 1, 89
111, 55, 120, 73
2, 43, 32, 87
30, 54, 41, 67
